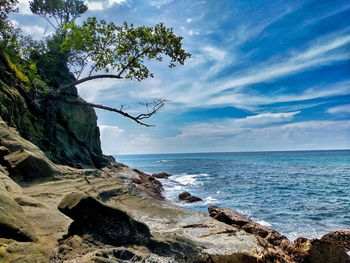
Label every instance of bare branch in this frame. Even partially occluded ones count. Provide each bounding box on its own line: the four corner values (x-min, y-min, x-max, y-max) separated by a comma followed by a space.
41, 14, 57, 30
60, 74, 122, 91
46, 94, 165, 127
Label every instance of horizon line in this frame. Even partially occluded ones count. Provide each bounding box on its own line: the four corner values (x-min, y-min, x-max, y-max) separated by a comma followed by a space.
113, 148, 350, 156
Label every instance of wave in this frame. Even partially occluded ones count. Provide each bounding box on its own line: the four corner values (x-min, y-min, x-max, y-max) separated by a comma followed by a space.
156, 160, 173, 163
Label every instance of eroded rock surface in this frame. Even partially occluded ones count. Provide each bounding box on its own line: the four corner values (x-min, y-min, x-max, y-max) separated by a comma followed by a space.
0, 172, 37, 242
58, 192, 151, 246
321, 230, 350, 252
294, 237, 350, 263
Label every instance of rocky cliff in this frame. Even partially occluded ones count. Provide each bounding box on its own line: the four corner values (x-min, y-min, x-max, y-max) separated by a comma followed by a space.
0, 52, 108, 169
0, 50, 349, 263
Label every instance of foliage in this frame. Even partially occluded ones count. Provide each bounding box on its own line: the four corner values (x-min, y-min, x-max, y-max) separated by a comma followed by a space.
0, 0, 19, 47
29, 0, 87, 29
27, 31, 74, 87
3, 52, 30, 84
61, 18, 191, 82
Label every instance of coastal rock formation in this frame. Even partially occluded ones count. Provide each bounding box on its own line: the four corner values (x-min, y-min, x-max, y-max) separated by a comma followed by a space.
321, 230, 350, 252
208, 205, 350, 263
130, 168, 165, 200
0, 52, 108, 168
179, 191, 203, 203
294, 237, 350, 263
58, 192, 151, 245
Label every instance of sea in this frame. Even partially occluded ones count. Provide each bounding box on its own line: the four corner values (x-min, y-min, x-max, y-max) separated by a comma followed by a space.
116, 150, 350, 241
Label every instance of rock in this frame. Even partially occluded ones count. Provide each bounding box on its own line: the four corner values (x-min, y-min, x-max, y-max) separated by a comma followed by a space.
321, 230, 350, 252
179, 191, 202, 203
131, 169, 165, 200
208, 206, 294, 252
3, 149, 59, 180
152, 172, 172, 179
0, 52, 109, 169
58, 192, 151, 245
209, 205, 251, 227
294, 237, 350, 263
0, 119, 65, 180
0, 189, 37, 242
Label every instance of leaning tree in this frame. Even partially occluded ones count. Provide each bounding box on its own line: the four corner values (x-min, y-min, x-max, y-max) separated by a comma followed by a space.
28, 0, 190, 126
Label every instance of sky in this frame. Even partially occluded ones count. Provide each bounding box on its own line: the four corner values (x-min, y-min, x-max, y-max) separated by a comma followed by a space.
11, 0, 350, 154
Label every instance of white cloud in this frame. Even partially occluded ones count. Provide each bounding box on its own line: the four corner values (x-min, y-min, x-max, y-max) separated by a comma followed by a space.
186, 18, 192, 23
87, 0, 128, 11
87, 1, 105, 11
99, 125, 124, 154
327, 104, 350, 114
205, 80, 350, 110
21, 25, 47, 39
17, 0, 32, 15
101, 119, 350, 154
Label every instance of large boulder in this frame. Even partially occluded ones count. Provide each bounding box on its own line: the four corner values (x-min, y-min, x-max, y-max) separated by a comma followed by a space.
294, 237, 350, 263
58, 192, 151, 245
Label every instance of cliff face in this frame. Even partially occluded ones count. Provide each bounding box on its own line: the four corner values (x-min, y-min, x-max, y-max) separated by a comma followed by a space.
0, 52, 108, 169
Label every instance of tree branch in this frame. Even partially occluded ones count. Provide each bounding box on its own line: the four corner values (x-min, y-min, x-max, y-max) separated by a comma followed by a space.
41, 14, 57, 30
60, 74, 122, 90
46, 94, 165, 127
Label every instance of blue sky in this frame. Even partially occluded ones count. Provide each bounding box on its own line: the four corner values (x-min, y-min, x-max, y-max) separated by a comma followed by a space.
11, 0, 350, 154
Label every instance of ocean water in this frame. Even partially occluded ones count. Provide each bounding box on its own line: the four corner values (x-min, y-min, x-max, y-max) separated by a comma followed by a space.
116, 150, 350, 241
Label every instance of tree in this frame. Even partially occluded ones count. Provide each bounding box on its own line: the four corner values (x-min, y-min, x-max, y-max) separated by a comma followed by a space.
29, 0, 87, 29
28, 1, 190, 126
0, 0, 19, 46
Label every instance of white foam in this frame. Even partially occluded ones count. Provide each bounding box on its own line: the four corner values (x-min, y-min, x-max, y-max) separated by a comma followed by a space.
156, 160, 173, 163
174, 173, 198, 185
203, 196, 218, 205
253, 219, 272, 227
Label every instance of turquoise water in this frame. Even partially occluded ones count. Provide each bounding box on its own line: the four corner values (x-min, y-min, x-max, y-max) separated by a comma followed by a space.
116, 150, 350, 241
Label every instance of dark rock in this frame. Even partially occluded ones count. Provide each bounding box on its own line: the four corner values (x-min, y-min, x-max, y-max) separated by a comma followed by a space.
132, 169, 165, 200
294, 237, 350, 263
0, 146, 10, 157
58, 192, 151, 245
178, 191, 202, 203
0, 146, 10, 166
321, 230, 350, 252
208, 206, 251, 227
152, 172, 172, 179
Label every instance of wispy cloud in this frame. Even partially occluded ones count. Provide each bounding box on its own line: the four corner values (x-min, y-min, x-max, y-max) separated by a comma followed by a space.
328, 104, 350, 114
199, 33, 350, 99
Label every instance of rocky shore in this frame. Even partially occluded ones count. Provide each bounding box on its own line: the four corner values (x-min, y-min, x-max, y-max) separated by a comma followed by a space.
0, 51, 349, 262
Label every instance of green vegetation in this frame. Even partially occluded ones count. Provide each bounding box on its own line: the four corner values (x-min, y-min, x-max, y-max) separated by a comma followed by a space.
0, 0, 191, 126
